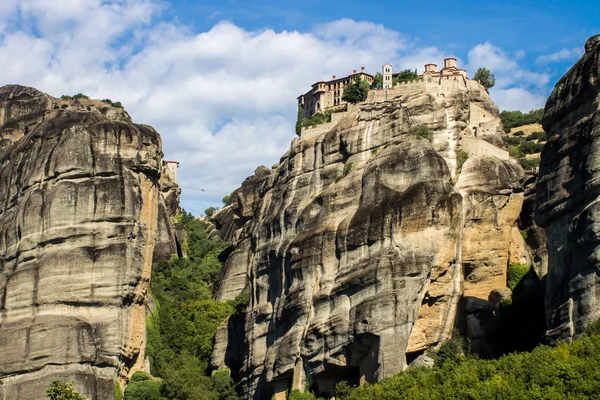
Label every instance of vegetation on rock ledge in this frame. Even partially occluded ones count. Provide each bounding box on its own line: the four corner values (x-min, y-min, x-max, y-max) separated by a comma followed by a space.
138, 213, 243, 400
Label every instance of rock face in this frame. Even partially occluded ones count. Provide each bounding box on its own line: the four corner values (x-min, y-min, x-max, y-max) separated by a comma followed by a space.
211, 77, 524, 398
536, 35, 600, 342
0, 85, 179, 399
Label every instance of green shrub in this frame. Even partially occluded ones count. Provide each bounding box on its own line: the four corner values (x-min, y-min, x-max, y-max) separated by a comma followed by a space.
295, 106, 304, 135
343, 327, 600, 400
301, 110, 332, 128
519, 229, 528, 241
432, 334, 465, 367
529, 131, 546, 141
228, 292, 249, 315
288, 389, 325, 400
520, 157, 540, 170
342, 162, 354, 178
507, 263, 530, 291
213, 370, 240, 400
204, 206, 217, 218
101, 98, 112, 104
72, 93, 89, 100
585, 319, 600, 336
410, 125, 433, 142
513, 130, 525, 136
519, 141, 543, 154
45, 381, 85, 400
392, 69, 419, 85
500, 108, 544, 131
124, 377, 164, 400
111, 101, 123, 108
335, 381, 356, 399
455, 149, 468, 172
222, 190, 237, 206
130, 372, 151, 382
506, 136, 523, 146
508, 145, 524, 159
60, 95, 73, 100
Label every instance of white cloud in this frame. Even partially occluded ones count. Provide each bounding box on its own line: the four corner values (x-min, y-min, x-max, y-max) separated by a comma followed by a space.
536, 47, 582, 65
0, 1, 554, 215
488, 87, 546, 113
467, 42, 550, 111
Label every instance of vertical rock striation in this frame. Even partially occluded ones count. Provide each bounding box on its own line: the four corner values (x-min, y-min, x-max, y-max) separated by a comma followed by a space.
536, 35, 600, 342
211, 78, 524, 398
0, 85, 178, 399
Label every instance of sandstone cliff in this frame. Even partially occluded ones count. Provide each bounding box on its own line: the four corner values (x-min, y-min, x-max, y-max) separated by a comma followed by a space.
535, 35, 600, 342
0, 85, 179, 399
211, 77, 525, 398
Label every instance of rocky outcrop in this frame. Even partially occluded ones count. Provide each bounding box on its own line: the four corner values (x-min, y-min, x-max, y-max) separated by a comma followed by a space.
535, 35, 600, 342
0, 85, 178, 399
455, 156, 524, 356
211, 78, 523, 399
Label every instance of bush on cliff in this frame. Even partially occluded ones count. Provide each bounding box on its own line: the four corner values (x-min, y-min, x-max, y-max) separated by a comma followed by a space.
45, 381, 85, 400
393, 69, 419, 85
500, 109, 544, 132
342, 79, 370, 104
124, 372, 164, 400
340, 326, 600, 400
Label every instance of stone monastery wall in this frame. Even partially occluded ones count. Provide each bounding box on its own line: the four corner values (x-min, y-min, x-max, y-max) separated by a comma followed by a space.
462, 136, 509, 160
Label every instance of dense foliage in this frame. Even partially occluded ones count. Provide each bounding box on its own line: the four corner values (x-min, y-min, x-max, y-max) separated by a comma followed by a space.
473, 67, 495, 91
295, 105, 304, 135
500, 109, 544, 132
393, 69, 419, 85
124, 372, 163, 400
338, 328, 600, 399
410, 124, 433, 142
141, 214, 243, 400
301, 110, 333, 128
455, 149, 469, 172
45, 381, 85, 400
342, 78, 370, 103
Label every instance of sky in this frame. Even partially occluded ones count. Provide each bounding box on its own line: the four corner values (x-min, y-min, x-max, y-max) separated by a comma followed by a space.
0, 0, 597, 216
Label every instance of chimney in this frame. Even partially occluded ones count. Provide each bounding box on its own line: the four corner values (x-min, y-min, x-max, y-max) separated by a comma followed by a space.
353, 69, 357, 74
333, 75, 336, 80
361, 66, 365, 72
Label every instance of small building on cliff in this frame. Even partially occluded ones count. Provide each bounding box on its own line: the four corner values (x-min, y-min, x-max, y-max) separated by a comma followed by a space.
162, 160, 179, 182
297, 67, 374, 120
297, 59, 467, 121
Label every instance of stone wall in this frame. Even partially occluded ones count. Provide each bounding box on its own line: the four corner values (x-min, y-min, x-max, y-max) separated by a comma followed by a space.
300, 112, 349, 141
462, 137, 509, 160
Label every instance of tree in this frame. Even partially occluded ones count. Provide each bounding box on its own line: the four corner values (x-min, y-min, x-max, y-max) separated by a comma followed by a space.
392, 69, 419, 85
473, 67, 495, 92
204, 207, 217, 218
213, 370, 240, 400
124, 372, 164, 400
45, 381, 86, 400
342, 78, 370, 104
222, 190, 237, 206
371, 72, 383, 89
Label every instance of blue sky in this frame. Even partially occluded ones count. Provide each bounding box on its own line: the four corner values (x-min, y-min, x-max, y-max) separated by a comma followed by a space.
0, 0, 597, 216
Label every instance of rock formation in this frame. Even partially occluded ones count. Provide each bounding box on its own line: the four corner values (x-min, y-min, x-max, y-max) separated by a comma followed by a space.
211, 77, 525, 398
536, 35, 600, 342
0, 85, 179, 400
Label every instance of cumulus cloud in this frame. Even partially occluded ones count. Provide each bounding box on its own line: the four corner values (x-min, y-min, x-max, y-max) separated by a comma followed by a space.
536, 47, 583, 65
467, 42, 549, 112
0, 1, 552, 215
